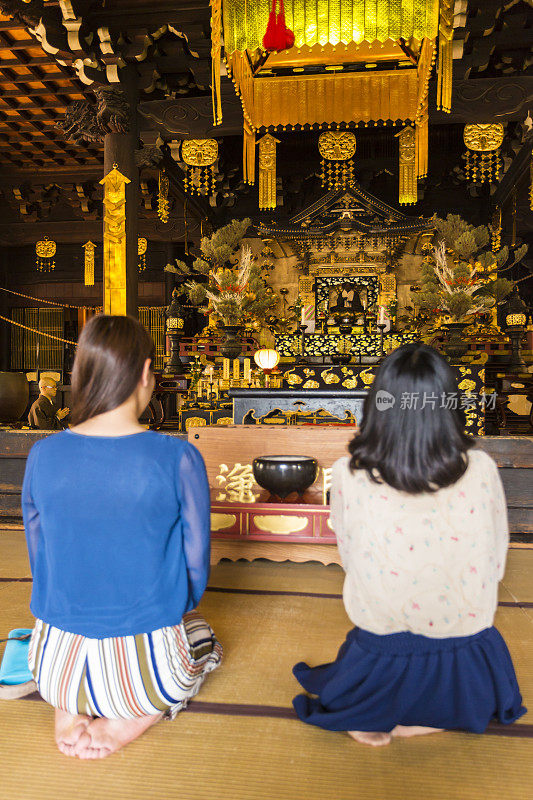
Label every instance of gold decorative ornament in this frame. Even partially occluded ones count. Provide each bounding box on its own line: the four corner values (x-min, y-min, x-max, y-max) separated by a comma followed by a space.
35, 236, 56, 272
158, 170, 169, 223
210, 513, 236, 531
83, 241, 96, 287
318, 131, 356, 191
138, 237, 148, 273
359, 367, 375, 385
397, 126, 417, 204
258, 134, 279, 210
252, 515, 308, 535
181, 139, 218, 195
185, 416, 208, 430
216, 462, 258, 503
463, 124, 504, 183
100, 165, 130, 316
491, 207, 502, 252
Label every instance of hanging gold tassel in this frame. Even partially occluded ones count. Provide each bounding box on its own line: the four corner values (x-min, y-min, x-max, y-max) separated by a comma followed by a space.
158, 169, 169, 222
138, 237, 148, 273
463, 124, 504, 184
415, 119, 428, 179
210, 0, 222, 126
83, 241, 95, 286
396, 126, 417, 205
243, 120, 256, 185
491, 207, 502, 253
257, 134, 279, 210
437, 0, 454, 113
35, 235, 56, 272
530, 148, 533, 211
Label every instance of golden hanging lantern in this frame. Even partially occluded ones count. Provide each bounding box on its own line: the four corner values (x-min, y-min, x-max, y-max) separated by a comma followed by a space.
158, 170, 169, 223
181, 139, 218, 196
83, 241, 96, 286
318, 131, 356, 191
463, 124, 504, 184
35, 235, 56, 272
138, 237, 148, 273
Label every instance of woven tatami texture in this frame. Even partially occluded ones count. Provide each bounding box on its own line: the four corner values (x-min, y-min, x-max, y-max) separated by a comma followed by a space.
1, 530, 532, 800
0, 703, 532, 800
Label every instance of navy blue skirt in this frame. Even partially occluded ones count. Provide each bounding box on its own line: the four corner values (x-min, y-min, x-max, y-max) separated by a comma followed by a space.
293, 626, 526, 734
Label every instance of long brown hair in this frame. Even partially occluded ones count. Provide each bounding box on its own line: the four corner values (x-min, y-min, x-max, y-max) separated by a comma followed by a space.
70, 314, 155, 425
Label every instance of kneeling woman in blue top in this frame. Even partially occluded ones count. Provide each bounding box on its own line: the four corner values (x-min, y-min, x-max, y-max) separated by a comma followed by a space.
22, 315, 222, 759
293, 344, 525, 745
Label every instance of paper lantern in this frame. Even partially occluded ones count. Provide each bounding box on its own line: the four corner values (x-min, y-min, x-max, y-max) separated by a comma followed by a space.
254, 348, 280, 373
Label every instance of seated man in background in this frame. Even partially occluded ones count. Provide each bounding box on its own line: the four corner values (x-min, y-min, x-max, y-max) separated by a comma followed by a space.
28, 378, 69, 430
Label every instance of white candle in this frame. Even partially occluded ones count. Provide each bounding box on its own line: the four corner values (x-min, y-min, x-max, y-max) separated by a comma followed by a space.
378, 306, 386, 325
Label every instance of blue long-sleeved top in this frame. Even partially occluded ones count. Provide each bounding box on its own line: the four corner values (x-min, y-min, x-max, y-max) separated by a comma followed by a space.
21, 430, 211, 638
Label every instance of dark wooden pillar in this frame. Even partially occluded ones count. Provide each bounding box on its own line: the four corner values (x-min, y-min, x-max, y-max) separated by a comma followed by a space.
0, 249, 9, 370
102, 82, 139, 318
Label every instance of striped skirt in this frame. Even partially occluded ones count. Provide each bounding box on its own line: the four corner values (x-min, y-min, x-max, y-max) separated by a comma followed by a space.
29, 611, 223, 720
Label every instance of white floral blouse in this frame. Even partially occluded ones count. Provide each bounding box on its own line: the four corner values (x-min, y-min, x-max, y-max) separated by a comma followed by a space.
329, 449, 509, 638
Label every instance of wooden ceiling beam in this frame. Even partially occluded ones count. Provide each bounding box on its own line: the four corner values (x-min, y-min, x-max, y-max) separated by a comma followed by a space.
0, 88, 83, 97
0, 101, 68, 110
0, 40, 37, 51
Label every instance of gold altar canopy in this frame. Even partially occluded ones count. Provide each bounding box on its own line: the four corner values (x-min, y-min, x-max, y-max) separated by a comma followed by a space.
216, 0, 452, 196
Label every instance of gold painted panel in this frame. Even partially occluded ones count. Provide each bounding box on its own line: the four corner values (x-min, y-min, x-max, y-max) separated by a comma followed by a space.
253, 515, 309, 535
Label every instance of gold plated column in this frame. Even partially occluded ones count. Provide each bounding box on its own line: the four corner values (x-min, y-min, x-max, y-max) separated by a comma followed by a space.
100, 165, 130, 316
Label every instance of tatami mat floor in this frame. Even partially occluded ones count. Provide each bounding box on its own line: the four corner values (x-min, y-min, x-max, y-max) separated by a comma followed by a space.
1, 531, 532, 800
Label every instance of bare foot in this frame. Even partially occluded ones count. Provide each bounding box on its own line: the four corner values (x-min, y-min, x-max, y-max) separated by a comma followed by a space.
391, 725, 444, 738
348, 730, 392, 747
73, 712, 163, 760
55, 709, 92, 757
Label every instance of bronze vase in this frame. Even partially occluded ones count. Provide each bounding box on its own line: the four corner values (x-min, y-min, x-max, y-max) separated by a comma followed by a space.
220, 324, 243, 359
443, 322, 469, 360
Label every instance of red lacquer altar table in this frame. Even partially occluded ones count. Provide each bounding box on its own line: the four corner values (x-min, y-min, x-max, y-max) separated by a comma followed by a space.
210, 497, 340, 566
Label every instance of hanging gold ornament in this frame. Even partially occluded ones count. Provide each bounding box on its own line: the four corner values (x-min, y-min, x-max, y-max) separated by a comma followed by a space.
463, 124, 504, 184
530, 147, 533, 211
257, 134, 279, 210
491, 207, 502, 253
83, 241, 96, 286
396, 126, 417, 205
35, 235, 56, 272
158, 170, 169, 223
181, 139, 218, 196
138, 237, 148, 273
318, 131, 356, 191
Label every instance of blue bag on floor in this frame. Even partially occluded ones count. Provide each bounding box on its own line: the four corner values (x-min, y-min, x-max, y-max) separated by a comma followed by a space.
0, 629, 36, 698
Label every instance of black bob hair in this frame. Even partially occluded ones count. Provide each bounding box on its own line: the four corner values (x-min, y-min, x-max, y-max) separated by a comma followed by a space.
348, 343, 475, 494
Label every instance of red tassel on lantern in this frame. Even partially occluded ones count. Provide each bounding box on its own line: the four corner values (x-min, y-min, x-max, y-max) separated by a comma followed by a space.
262, 0, 294, 52
275, 0, 294, 50
262, 0, 278, 51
